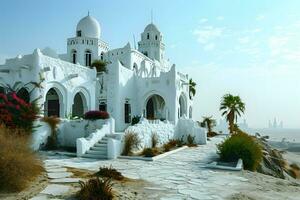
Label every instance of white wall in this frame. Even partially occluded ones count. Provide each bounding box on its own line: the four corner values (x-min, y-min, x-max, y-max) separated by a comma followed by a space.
58, 119, 107, 147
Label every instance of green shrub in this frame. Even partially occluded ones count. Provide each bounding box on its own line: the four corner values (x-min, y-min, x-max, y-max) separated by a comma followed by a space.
187, 134, 197, 147
95, 165, 124, 180
131, 115, 141, 125
122, 132, 140, 156
141, 147, 159, 157
217, 132, 263, 171
175, 136, 185, 147
0, 125, 44, 192
151, 132, 159, 148
77, 177, 113, 200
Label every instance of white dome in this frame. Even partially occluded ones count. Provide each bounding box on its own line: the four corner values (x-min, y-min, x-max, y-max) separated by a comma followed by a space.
76, 15, 101, 38
144, 23, 160, 32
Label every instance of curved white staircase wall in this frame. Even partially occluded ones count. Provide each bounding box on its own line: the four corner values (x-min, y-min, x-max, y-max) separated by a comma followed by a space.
76, 118, 115, 157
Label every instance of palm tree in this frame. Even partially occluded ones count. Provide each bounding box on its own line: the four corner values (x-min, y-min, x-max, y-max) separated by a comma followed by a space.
91, 60, 107, 73
220, 94, 245, 134
201, 116, 216, 134
189, 79, 196, 100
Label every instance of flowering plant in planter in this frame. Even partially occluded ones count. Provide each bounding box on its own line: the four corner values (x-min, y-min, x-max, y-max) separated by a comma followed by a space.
84, 110, 110, 120
0, 92, 39, 133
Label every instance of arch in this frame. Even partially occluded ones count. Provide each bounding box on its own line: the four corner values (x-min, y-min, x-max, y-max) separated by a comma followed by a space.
144, 94, 166, 120
100, 52, 104, 60
71, 49, 77, 64
85, 49, 92, 66
189, 106, 192, 119
147, 33, 150, 39
179, 93, 187, 118
44, 82, 67, 118
71, 87, 91, 112
72, 92, 87, 117
16, 87, 30, 103
45, 88, 61, 117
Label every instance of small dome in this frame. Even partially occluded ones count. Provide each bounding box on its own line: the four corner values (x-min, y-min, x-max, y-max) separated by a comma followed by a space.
144, 23, 160, 32
76, 15, 101, 38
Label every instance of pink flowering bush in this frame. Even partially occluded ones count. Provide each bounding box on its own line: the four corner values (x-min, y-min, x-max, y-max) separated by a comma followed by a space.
0, 92, 39, 133
84, 110, 110, 120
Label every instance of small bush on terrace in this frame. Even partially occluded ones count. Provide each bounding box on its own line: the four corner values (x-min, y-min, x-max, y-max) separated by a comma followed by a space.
77, 177, 113, 200
0, 125, 43, 192
187, 134, 197, 147
131, 115, 141, 125
42, 116, 60, 150
122, 132, 141, 156
95, 165, 124, 180
151, 132, 159, 148
84, 110, 109, 120
141, 147, 160, 157
163, 139, 178, 152
217, 131, 263, 171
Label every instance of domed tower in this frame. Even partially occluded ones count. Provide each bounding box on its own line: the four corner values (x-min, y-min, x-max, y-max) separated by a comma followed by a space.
138, 23, 165, 62
67, 14, 108, 66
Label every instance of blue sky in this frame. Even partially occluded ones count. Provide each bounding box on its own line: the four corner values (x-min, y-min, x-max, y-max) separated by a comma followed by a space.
1, 0, 300, 128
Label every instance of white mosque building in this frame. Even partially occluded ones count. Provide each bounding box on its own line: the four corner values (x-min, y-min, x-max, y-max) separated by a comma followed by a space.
0, 14, 193, 131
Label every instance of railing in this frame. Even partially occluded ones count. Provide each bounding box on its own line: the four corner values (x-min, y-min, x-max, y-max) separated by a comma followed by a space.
177, 72, 188, 80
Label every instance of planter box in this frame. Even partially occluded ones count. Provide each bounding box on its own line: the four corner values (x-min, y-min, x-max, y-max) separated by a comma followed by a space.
118, 146, 188, 161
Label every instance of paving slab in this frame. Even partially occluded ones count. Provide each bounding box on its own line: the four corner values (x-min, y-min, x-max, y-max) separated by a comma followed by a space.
47, 172, 73, 179
40, 184, 71, 196
47, 168, 68, 173
50, 178, 82, 183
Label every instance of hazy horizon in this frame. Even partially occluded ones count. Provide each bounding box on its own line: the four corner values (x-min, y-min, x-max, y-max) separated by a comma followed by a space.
0, 0, 299, 128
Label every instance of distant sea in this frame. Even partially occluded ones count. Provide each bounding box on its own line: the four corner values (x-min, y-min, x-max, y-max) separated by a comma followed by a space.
244, 128, 300, 142
246, 128, 300, 153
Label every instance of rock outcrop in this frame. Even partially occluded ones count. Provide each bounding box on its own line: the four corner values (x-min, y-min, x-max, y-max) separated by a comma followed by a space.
255, 133, 300, 179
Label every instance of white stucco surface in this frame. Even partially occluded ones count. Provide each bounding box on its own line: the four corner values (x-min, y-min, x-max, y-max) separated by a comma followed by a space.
125, 118, 175, 149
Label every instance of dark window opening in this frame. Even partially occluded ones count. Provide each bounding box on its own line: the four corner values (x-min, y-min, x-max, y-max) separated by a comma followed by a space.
99, 102, 107, 111
72, 50, 77, 64
124, 101, 131, 123
77, 30, 82, 37
155, 35, 158, 40
147, 33, 150, 39
85, 50, 92, 66
143, 51, 148, 57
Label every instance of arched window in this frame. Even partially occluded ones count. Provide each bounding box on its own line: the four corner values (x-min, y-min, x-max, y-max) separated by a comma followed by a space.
155, 35, 158, 40
85, 50, 92, 66
147, 33, 150, 39
71, 50, 77, 64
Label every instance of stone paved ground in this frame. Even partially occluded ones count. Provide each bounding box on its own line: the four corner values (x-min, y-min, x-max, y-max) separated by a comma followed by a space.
41, 136, 252, 199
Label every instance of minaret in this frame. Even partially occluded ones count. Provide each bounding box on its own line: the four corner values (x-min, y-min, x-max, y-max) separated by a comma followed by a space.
138, 22, 165, 62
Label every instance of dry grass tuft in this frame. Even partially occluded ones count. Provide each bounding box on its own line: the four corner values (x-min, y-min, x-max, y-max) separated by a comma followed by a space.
122, 132, 141, 156
141, 147, 160, 157
0, 125, 44, 192
77, 177, 113, 200
151, 132, 159, 148
95, 165, 124, 181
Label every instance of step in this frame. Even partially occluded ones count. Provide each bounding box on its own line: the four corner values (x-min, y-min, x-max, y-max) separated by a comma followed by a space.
94, 143, 107, 147
86, 150, 107, 156
98, 140, 108, 144
91, 146, 107, 151
82, 154, 107, 159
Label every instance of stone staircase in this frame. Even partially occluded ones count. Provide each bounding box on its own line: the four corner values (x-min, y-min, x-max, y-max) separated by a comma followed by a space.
82, 135, 110, 159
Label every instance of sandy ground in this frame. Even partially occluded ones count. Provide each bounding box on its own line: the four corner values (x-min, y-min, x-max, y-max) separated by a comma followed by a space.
0, 172, 48, 200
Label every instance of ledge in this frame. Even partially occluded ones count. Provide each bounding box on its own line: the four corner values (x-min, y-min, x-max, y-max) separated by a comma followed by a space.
118, 146, 188, 161
205, 158, 243, 171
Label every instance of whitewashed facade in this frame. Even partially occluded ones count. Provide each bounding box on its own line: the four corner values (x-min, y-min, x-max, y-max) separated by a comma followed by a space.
0, 14, 193, 131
